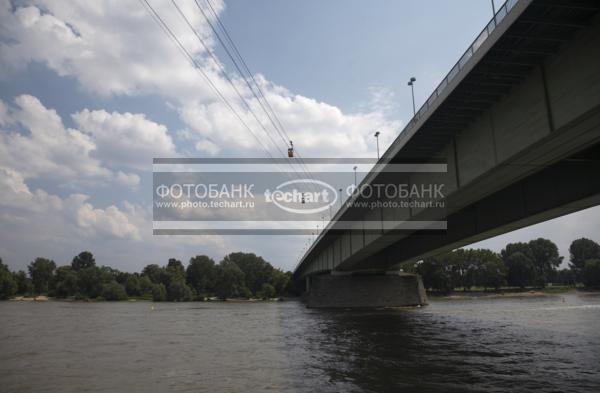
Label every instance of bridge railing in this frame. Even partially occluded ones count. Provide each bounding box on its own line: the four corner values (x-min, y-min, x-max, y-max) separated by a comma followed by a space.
395, 0, 519, 144
294, 0, 521, 275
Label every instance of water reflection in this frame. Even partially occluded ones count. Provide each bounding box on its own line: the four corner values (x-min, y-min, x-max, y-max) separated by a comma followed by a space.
288, 294, 600, 392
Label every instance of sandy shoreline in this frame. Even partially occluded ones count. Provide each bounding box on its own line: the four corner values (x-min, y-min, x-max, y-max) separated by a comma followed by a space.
9, 296, 50, 301
8, 291, 599, 303
432, 288, 599, 301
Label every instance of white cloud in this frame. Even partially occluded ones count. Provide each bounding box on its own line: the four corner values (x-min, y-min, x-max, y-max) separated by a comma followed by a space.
0, 172, 229, 271
0, 94, 173, 190
180, 92, 401, 158
195, 139, 220, 155
115, 171, 141, 188
0, 0, 412, 273
0, 94, 111, 182
72, 109, 176, 170
76, 198, 141, 240
0, 0, 401, 159
0, 0, 224, 100
0, 172, 139, 240
0, 167, 32, 197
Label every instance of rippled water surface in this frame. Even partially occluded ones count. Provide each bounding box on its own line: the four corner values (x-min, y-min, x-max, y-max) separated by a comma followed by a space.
1, 293, 600, 392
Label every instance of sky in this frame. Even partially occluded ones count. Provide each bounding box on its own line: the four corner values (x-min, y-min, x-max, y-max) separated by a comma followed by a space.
0, 0, 598, 273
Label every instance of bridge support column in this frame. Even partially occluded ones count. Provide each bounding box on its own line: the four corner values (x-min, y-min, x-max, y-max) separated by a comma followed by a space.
305, 273, 427, 308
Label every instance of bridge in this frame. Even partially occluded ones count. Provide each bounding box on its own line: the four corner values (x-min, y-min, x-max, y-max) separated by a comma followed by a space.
293, 0, 600, 308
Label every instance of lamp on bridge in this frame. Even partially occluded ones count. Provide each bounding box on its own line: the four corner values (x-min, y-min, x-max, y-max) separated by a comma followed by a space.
374, 131, 380, 159
407, 77, 416, 116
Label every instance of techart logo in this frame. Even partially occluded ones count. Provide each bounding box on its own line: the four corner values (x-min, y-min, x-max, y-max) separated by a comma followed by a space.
264, 179, 337, 214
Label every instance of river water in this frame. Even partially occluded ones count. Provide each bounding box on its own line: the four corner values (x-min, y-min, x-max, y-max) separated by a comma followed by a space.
1, 292, 599, 392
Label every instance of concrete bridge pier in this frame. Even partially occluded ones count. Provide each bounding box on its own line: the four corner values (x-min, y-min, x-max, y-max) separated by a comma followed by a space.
305, 272, 427, 308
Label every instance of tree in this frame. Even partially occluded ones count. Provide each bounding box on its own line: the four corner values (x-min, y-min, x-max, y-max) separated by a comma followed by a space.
582, 259, 600, 288
475, 252, 507, 290
186, 255, 216, 296
167, 280, 193, 301
214, 259, 247, 299
283, 272, 303, 296
501, 240, 562, 288
501, 242, 532, 262
446, 249, 476, 291
139, 276, 154, 297
430, 268, 453, 294
53, 266, 79, 298
166, 258, 186, 282
142, 264, 168, 286
0, 258, 17, 300
528, 238, 562, 287
77, 266, 113, 299
555, 268, 576, 286
416, 257, 453, 294
71, 251, 96, 271
569, 238, 600, 280
125, 275, 141, 297
504, 252, 536, 288
12, 270, 32, 295
269, 269, 289, 296
28, 257, 56, 294
257, 283, 276, 300
222, 252, 273, 296
416, 258, 438, 291
151, 283, 167, 301
101, 281, 128, 301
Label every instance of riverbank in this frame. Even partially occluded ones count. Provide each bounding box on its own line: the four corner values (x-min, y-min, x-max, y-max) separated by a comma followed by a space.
7, 295, 288, 303
9, 295, 50, 301
431, 287, 599, 300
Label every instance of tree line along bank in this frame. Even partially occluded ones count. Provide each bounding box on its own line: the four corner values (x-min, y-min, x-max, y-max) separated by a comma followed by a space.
2, 237, 599, 300
0, 252, 301, 301
404, 237, 600, 293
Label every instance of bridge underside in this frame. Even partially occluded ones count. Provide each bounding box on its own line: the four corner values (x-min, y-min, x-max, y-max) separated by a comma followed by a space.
347, 142, 600, 272
295, 0, 600, 307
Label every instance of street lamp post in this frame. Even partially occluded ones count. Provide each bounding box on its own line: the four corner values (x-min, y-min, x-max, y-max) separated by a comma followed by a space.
339, 188, 343, 208
353, 166, 358, 187
408, 77, 416, 116
374, 131, 380, 159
